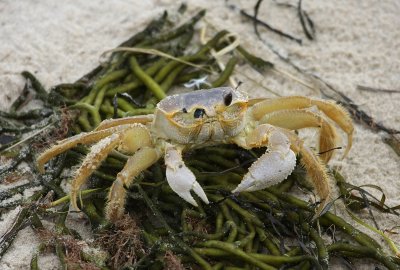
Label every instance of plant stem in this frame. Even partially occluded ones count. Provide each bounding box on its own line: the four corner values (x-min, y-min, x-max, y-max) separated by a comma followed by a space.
129, 56, 166, 100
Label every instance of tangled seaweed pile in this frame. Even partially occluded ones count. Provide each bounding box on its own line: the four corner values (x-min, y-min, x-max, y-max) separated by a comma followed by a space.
1, 5, 399, 270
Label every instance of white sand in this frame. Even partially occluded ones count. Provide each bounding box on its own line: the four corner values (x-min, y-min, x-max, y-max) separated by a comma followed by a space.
0, 0, 399, 269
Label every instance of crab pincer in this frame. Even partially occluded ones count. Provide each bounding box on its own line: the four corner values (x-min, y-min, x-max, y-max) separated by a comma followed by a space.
165, 143, 209, 206
232, 128, 297, 193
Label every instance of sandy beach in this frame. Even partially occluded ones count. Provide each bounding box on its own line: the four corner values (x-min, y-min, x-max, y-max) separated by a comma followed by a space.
0, 0, 399, 269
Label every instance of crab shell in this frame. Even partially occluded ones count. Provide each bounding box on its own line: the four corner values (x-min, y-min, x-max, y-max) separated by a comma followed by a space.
153, 87, 248, 144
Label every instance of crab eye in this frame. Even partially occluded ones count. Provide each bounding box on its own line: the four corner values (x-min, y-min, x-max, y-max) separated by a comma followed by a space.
193, 108, 206, 118
224, 92, 233, 106
182, 108, 188, 113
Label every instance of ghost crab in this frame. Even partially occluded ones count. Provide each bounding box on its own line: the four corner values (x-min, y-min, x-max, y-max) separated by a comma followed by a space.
37, 87, 353, 221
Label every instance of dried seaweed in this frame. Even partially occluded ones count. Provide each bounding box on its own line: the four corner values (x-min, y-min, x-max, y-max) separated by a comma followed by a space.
357, 85, 400, 94
298, 0, 315, 40
96, 214, 145, 269
241, 9, 302, 44
253, 0, 264, 39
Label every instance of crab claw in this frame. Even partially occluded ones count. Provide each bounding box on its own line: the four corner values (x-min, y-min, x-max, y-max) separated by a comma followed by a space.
232, 130, 297, 193
165, 144, 209, 206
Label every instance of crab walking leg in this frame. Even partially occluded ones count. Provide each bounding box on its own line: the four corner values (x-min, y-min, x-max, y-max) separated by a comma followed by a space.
38, 128, 116, 173
164, 144, 209, 206
94, 115, 153, 131
251, 96, 354, 158
232, 125, 297, 193
106, 147, 159, 221
37, 124, 133, 173
280, 129, 332, 218
260, 109, 338, 163
69, 124, 152, 212
299, 145, 332, 218
70, 133, 121, 212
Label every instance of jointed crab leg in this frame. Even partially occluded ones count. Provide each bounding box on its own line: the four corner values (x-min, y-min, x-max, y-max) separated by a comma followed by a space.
280, 129, 332, 218
65, 124, 151, 212
38, 128, 115, 173
260, 109, 338, 163
106, 147, 159, 221
37, 123, 155, 215
94, 115, 153, 131
251, 96, 354, 158
298, 144, 331, 218
37, 121, 154, 173
70, 133, 121, 211
37, 125, 131, 173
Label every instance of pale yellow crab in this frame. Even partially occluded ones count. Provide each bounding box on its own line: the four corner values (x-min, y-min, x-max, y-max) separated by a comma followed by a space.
37, 87, 353, 221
